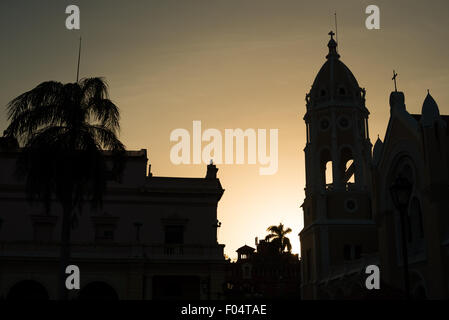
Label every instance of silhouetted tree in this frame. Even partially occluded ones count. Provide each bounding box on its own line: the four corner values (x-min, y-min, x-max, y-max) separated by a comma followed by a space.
4, 78, 125, 300
265, 223, 292, 253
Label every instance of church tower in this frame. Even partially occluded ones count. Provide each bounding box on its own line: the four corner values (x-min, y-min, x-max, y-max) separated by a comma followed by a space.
300, 32, 378, 299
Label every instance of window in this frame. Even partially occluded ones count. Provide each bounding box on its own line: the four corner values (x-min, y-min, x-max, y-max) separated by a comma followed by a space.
165, 225, 184, 244
31, 215, 58, 242
325, 161, 333, 186
345, 199, 358, 213
341, 147, 357, 185
338, 116, 351, 130
344, 244, 362, 261
91, 215, 118, 243
343, 245, 351, 261
321, 148, 333, 189
345, 160, 355, 183
320, 119, 330, 130
95, 225, 115, 242
355, 245, 362, 259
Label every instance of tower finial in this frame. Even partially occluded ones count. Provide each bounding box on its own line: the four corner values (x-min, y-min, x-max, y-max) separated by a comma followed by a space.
392, 70, 398, 92
326, 31, 339, 59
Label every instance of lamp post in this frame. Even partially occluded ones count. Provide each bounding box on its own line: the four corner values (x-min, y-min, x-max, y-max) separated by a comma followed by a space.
389, 175, 413, 299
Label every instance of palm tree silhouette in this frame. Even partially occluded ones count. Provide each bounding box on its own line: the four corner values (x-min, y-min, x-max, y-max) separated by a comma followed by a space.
265, 223, 292, 253
5, 78, 126, 300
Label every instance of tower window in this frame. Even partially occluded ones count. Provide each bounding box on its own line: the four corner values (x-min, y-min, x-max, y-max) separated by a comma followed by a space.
325, 161, 333, 187
320, 149, 333, 189
341, 147, 357, 185
339, 88, 346, 95
344, 199, 358, 212
320, 90, 326, 97
338, 116, 350, 129
345, 159, 355, 183
320, 119, 330, 130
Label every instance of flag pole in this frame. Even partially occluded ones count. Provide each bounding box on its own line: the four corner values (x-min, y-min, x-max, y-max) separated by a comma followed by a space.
334, 12, 339, 51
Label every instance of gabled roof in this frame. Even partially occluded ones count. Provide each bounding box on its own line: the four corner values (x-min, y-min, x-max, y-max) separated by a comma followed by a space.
236, 245, 255, 253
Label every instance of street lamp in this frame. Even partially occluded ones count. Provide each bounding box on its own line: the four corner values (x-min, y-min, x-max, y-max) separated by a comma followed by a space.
389, 175, 413, 299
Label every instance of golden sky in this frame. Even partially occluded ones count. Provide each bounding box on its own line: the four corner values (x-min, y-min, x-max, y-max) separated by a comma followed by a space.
1, 0, 449, 259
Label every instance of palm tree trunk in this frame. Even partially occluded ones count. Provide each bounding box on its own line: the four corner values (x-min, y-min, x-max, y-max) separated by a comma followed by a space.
58, 201, 72, 300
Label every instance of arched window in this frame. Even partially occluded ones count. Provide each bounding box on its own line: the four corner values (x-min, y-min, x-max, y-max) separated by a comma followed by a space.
345, 159, 355, 183
325, 161, 333, 186
340, 147, 356, 185
389, 156, 426, 262
320, 149, 333, 189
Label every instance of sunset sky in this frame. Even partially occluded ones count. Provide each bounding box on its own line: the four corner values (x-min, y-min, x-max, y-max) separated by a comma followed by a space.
1, 0, 448, 259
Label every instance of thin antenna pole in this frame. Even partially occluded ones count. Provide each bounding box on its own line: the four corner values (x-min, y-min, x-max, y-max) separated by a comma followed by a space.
334, 12, 339, 51
76, 37, 82, 83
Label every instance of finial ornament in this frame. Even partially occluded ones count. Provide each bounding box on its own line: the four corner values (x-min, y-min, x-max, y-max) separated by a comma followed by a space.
392, 70, 398, 92
427, 89, 430, 94
328, 31, 335, 40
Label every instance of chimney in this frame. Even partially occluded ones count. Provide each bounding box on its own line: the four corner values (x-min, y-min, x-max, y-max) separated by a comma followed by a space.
206, 160, 218, 180
147, 163, 153, 177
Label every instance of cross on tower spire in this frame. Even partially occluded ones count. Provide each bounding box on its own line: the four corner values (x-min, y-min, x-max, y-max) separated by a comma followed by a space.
328, 31, 335, 40
392, 70, 398, 92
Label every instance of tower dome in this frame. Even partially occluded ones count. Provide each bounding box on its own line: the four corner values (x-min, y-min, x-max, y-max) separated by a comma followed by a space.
306, 31, 365, 109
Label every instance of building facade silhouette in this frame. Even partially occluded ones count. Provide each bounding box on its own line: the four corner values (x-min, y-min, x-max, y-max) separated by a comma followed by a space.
372, 90, 449, 299
225, 241, 301, 300
300, 32, 449, 299
0, 145, 227, 300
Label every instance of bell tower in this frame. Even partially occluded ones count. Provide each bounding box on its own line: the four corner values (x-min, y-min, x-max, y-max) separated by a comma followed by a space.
300, 32, 378, 299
